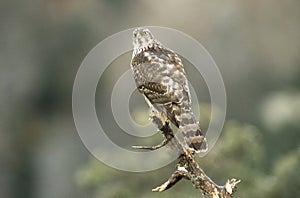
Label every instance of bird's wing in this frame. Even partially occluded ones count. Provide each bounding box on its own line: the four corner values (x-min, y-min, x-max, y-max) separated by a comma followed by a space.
131, 43, 190, 128
138, 82, 181, 127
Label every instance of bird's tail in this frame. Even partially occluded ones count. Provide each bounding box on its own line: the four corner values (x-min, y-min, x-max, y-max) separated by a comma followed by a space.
177, 111, 208, 153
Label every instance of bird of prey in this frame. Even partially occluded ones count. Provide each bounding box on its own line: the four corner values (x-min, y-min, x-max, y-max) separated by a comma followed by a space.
130, 27, 207, 153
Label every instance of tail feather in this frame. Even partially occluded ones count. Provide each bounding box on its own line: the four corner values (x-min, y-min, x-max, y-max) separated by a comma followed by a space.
188, 129, 208, 152
177, 111, 207, 153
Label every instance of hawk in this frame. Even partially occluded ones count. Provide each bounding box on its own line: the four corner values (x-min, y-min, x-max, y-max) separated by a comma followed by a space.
130, 27, 207, 153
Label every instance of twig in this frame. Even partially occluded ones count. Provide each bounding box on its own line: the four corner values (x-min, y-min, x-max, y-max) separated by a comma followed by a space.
132, 139, 168, 150
133, 113, 241, 198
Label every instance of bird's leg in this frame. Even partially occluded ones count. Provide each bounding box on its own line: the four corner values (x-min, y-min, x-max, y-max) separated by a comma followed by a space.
132, 113, 172, 151
149, 111, 169, 129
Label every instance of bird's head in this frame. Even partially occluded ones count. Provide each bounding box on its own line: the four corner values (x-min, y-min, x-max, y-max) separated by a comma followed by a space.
132, 27, 154, 50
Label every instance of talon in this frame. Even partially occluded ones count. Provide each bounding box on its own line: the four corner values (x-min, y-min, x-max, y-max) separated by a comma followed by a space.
162, 119, 170, 129
165, 119, 170, 125
158, 113, 164, 120
149, 112, 155, 118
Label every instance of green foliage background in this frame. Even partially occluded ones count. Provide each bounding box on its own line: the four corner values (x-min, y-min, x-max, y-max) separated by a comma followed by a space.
1, 0, 299, 198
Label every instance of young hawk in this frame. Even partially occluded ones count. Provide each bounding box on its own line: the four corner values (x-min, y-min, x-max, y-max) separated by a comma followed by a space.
130, 27, 207, 153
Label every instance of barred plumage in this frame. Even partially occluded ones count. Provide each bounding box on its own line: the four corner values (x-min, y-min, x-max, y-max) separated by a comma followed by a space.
130, 27, 207, 153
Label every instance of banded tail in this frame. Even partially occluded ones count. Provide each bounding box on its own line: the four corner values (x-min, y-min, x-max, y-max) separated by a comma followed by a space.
177, 111, 208, 153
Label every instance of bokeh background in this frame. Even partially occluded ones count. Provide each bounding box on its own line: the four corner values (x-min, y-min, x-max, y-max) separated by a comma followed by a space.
1, 0, 300, 198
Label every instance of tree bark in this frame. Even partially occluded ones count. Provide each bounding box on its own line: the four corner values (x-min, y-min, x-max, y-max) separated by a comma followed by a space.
133, 114, 240, 198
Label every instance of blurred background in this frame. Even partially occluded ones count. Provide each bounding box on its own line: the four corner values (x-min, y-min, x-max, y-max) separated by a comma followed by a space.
1, 0, 300, 197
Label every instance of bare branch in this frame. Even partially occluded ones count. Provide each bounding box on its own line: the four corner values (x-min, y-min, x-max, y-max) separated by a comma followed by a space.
132, 139, 169, 150
133, 113, 241, 197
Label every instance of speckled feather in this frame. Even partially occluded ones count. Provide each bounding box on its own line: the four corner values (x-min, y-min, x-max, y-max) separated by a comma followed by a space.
130, 28, 207, 152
